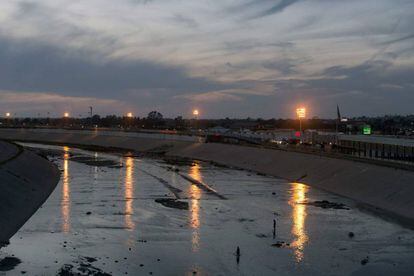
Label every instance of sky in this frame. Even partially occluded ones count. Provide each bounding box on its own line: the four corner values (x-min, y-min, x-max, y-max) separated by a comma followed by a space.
0, 0, 413, 119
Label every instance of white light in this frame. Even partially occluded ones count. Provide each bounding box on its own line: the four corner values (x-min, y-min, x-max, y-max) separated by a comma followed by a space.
296, 107, 306, 119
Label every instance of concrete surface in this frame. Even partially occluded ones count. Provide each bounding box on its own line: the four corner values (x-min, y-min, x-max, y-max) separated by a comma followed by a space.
0, 128, 194, 153
2, 143, 414, 275
0, 140, 60, 244
0, 128, 413, 227
168, 143, 414, 227
0, 140, 20, 163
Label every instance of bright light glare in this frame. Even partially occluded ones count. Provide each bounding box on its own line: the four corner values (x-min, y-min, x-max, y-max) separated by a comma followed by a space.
64, 112, 70, 118
5, 112, 10, 117
296, 107, 306, 119
193, 109, 199, 116
127, 112, 133, 118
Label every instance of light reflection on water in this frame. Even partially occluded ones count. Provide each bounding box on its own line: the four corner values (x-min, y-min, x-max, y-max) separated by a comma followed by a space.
124, 157, 135, 231
11, 143, 414, 275
61, 146, 71, 233
289, 182, 309, 263
188, 163, 202, 252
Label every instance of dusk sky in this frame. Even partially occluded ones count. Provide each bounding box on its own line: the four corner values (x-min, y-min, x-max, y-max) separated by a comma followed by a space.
0, 0, 413, 118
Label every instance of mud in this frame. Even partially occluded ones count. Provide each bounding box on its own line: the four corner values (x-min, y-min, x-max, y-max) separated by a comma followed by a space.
0, 257, 21, 271
154, 198, 189, 210
57, 256, 111, 276
271, 241, 290, 248
300, 200, 350, 210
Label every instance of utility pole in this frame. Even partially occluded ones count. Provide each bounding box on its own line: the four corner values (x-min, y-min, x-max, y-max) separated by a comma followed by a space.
336, 105, 341, 145
89, 106, 93, 127
296, 107, 306, 143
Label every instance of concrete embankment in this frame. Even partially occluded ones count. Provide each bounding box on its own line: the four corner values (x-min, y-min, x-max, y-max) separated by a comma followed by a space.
168, 143, 414, 226
1, 128, 414, 227
0, 140, 60, 244
0, 128, 195, 153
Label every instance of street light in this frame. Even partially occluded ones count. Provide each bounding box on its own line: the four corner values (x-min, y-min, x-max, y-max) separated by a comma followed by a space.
64, 112, 70, 118
127, 112, 133, 118
193, 109, 199, 118
193, 109, 200, 131
296, 107, 306, 119
5, 112, 10, 118
296, 107, 306, 141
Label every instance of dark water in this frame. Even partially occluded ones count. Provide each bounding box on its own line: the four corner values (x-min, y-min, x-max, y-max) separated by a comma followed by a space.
1, 143, 413, 275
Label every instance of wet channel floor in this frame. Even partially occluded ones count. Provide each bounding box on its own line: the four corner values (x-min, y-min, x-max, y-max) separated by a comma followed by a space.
1, 143, 414, 275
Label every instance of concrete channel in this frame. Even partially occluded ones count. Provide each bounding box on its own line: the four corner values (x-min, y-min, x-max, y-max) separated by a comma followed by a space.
1, 142, 413, 275
1, 128, 413, 228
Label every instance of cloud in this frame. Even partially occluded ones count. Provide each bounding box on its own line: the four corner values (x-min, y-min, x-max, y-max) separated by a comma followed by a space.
268, 59, 414, 117
381, 33, 414, 45
0, 35, 229, 99
254, 0, 302, 18
171, 14, 198, 29
263, 59, 299, 75
0, 0, 413, 117
175, 91, 242, 103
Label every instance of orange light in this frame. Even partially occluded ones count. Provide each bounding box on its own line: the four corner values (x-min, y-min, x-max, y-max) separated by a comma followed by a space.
289, 183, 309, 262
193, 109, 199, 116
62, 146, 71, 233
189, 163, 202, 252
124, 157, 135, 230
296, 107, 306, 119
127, 112, 133, 118
5, 112, 10, 117
64, 112, 70, 118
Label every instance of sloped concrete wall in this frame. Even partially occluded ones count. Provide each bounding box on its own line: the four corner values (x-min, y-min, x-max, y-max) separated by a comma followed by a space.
167, 143, 414, 226
0, 141, 60, 244
0, 128, 193, 153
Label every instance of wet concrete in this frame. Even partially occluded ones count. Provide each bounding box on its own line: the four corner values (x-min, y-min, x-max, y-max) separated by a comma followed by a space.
1, 143, 414, 275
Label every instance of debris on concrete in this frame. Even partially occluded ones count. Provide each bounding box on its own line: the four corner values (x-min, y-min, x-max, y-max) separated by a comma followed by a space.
361, 256, 369, 265
300, 200, 350, 210
0, 257, 21, 272
271, 241, 290, 248
155, 198, 189, 210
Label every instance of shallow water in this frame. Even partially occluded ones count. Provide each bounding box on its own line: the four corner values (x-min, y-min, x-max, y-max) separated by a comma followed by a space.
1, 143, 414, 275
